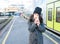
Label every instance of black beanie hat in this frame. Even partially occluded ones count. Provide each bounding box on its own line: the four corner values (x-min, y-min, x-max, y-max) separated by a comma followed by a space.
33, 7, 42, 15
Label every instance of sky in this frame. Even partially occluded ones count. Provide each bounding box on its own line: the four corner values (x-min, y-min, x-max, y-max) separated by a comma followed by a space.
0, 0, 46, 12
0, 0, 34, 9
0, 0, 8, 9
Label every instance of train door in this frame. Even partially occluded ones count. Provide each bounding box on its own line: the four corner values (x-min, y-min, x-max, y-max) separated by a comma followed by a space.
54, 1, 60, 32
46, 3, 54, 29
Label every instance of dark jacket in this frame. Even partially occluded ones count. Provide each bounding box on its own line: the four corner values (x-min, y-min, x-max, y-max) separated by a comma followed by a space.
28, 22, 45, 44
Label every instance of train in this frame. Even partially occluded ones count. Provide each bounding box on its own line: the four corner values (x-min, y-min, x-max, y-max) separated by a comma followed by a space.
46, 0, 60, 33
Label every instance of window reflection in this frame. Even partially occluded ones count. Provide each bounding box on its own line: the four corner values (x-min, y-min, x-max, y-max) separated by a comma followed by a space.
56, 7, 60, 23
48, 8, 52, 21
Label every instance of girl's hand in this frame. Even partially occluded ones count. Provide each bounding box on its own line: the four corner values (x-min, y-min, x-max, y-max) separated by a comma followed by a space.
36, 19, 40, 26
34, 19, 40, 26
33, 13, 40, 26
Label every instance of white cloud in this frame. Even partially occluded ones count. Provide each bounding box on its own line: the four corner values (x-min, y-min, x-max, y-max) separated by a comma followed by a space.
0, 0, 43, 12
0, 0, 9, 8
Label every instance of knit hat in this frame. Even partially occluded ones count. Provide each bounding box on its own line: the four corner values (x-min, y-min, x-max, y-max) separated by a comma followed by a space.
33, 7, 42, 15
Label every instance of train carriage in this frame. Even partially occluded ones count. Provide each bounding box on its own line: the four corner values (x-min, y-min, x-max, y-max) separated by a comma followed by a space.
46, 0, 60, 33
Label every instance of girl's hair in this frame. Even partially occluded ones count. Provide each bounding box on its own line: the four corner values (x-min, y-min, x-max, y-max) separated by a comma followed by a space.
29, 14, 43, 23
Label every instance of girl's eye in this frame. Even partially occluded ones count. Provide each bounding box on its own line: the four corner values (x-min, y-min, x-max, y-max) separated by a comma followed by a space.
34, 17, 37, 19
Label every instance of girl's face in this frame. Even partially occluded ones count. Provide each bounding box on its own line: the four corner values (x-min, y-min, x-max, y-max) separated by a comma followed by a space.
34, 13, 39, 20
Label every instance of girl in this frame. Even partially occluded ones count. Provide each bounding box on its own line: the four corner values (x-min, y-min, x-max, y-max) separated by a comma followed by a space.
28, 7, 45, 44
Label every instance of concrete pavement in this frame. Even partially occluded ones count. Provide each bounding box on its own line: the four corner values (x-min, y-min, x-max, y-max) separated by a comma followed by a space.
0, 16, 60, 44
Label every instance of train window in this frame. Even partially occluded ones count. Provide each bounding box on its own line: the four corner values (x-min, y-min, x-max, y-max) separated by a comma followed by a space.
48, 8, 52, 21
56, 7, 60, 23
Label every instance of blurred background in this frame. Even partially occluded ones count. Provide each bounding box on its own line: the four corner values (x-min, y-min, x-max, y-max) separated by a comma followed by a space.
0, 0, 60, 44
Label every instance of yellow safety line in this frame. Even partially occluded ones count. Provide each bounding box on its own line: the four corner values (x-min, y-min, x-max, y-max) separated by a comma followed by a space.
43, 33, 58, 44
2, 17, 15, 44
